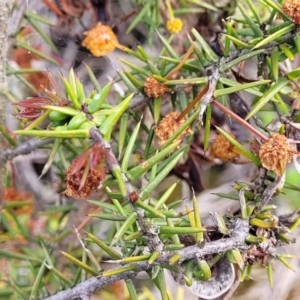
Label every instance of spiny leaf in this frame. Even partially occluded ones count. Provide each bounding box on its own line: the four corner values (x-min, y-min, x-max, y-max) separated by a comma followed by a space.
246, 77, 289, 120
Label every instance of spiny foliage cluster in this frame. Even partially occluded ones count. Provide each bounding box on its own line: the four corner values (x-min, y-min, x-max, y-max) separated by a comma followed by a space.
2, 0, 300, 299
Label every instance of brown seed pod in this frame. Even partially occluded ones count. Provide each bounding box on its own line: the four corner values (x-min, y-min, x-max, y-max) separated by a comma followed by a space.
65, 144, 107, 199
282, 0, 300, 24
65, 161, 104, 199
144, 77, 171, 98
209, 133, 239, 163
153, 111, 193, 147
259, 133, 296, 176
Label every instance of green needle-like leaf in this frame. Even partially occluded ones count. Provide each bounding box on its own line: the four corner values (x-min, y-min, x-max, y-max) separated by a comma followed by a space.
220, 49, 264, 72
192, 28, 219, 62
46, 264, 73, 286
204, 104, 212, 150
153, 268, 169, 300
15, 40, 59, 65
287, 67, 300, 80
88, 81, 112, 114
252, 23, 295, 50
84, 62, 102, 92
245, 0, 261, 24
165, 76, 207, 86
30, 260, 47, 300
86, 232, 123, 259
40, 139, 62, 178
127, 140, 180, 180
222, 34, 252, 49
237, 2, 263, 37
245, 77, 289, 120
126, 2, 151, 34
156, 30, 179, 59
0, 250, 42, 263
111, 212, 137, 246
261, 0, 291, 21
271, 46, 279, 80
14, 129, 89, 138
61, 75, 81, 110
43, 105, 79, 116
216, 127, 261, 166
139, 150, 184, 200
121, 119, 141, 172
214, 79, 270, 98
266, 261, 273, 288
135, 201, 166, 219
155, 182, 178, 209
159, 226, 205, 234
102, 265, 137, 277
277, 255, 295, 271
125, 280, 138, 300
192, 191, 203, 242
60, 251, 99, 276
99, 93, 134, 136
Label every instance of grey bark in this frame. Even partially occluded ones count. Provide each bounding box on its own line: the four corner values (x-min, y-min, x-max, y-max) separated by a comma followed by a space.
0, 0, 13, 202
43, 219, 249, 300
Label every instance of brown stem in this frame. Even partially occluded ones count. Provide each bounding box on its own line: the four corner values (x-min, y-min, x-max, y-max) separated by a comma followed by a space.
74, 206, 103, 233
165, 43, 196, 80
212, 100, 268, 142
42, 0, 67, 19
176, 84, 209, 122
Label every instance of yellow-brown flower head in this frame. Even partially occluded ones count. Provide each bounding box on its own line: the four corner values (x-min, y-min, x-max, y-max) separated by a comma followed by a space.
154, 111, 193, 146
210, 133, 240, 163
166, 18, 183, 34
259, 133, 295, 176
65, 144, 107, 199
82, 22, 118, 57
282, 0, 300, 24
144, 77, 171, 98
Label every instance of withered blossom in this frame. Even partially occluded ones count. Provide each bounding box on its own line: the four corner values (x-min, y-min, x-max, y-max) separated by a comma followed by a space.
210, 133, 239, 163
154, 111, 193, 147
259, 133, 297, 176
65, 143, 109, 199
13, 97, 53, 119
282, 0, 300, 24
144, 77, 171, 98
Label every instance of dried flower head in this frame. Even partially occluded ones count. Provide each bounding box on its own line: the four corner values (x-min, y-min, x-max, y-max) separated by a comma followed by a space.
166, 18, 183, 34
259, 133, 296, 176
13, 47, 38, 69
282, 0, 300, 24
65, 144, 107, 199
13, 97, 52, 119
12, 47, 53, 94
5, 187, 34, 215
154, 111, 193, 146
210, 133, 239, 163
82, 22, 118, 57
144, 77, 171, 98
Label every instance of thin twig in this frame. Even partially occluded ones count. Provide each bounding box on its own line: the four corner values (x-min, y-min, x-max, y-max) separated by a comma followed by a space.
212, 100, 269, 142
0, 138, 54, 164
43, 219, 250, 300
